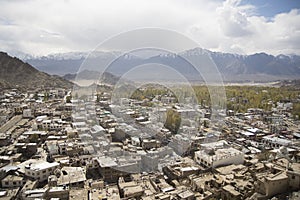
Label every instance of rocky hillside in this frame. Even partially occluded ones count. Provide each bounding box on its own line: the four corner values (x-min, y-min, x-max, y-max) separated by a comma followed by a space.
0, 52, 73, 90
63, 70, 124, 85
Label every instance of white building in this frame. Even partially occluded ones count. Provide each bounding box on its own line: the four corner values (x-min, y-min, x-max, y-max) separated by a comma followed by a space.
46, 141, 59, 156
25, 161, 59, 182
72, 122, 88, 131
262, 135, 292, 148
41, 119, 64, 131
90, 125, 106, 136
23, 109, 32, 118
194, 140, 244, 168
1, 175, 26, 188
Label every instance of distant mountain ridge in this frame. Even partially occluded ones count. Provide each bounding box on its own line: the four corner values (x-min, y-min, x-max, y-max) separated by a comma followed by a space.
63, 70, 120, 85
0, 52, 73, 90
22, 48, 300, 82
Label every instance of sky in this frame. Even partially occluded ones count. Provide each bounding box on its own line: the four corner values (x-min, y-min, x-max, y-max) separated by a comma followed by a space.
0, 0, 299, 56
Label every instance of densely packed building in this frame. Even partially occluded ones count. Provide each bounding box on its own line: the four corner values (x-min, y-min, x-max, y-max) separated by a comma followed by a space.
0, 85, 300, 200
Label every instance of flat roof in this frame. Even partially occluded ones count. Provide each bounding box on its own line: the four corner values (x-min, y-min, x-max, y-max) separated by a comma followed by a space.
200, 140, 228, 149
2, 174, 24, 182
263, 135, 292, 146
69, 189, 88, 200
0, 165, 19, 173
247, 128, 261, 133
91, 125, 105, 133
215, 164, 245, 175
23, 131, 47, 135
180, 166, 199, 172
17, 159, 42, 173
241, 131, 255, 136
195, 147, 243, 163
27, 161, 59, 171
96, 157, 117, 168
72, 122, 86, 126
266, 171, 288, 181
178, 190, 194, 198
123, 185, 144, 196
223, 185, 241, 196
58, 167, 86, 185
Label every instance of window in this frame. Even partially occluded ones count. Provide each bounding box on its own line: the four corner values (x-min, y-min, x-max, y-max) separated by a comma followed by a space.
13, 182, 16, 185
4, 181, 8, 185
292, 175, 295, 179
43, 170, 46, 174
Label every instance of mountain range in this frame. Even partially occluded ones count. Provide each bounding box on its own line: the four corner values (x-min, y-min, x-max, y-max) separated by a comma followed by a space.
16, 48, 300, 82
0, 52, 73, 90
63, 70, 121, 85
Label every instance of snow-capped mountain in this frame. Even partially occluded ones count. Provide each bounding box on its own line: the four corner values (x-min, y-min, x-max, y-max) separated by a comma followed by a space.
7, 50, 37, 60
22, 48, 300, 82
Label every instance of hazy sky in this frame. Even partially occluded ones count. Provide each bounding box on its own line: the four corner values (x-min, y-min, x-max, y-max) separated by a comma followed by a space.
0, 0, 299, 56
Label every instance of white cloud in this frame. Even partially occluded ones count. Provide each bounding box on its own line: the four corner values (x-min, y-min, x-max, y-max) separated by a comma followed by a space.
217, 0, 253, 37
0, 0, 299, 56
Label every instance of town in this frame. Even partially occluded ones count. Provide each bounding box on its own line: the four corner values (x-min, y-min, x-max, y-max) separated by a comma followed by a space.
0, 82, 300, 200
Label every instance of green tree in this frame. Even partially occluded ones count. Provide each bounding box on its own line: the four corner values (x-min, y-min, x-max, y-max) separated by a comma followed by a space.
33, 92, 39, 100
164, 109, 181, 134
96, 93, 101, 103
29, 134, 39, 143
66, 95, 72, 103
292, 103, 300, 119
44, 92, 49, 101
